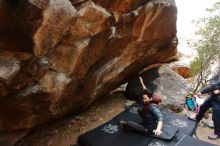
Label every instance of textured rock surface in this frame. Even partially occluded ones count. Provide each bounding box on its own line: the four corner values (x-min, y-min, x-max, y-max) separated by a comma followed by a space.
125, 66, 190, 106
0, 0, 177, 131
168, 53, 192, 79
172, 66, 191, 79
147, 67, 190, 105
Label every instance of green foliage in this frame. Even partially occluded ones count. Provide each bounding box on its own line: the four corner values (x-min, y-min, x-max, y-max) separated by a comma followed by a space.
190, 2, 220, 92
190, 59, 200, 76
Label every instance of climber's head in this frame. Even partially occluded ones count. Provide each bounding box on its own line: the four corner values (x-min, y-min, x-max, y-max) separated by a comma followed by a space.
142, 89, 161, 104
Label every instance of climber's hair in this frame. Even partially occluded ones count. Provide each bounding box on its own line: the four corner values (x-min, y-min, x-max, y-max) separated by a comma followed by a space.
143, 88, 153, 98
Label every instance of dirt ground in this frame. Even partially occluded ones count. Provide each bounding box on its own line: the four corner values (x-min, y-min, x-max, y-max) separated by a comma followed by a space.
16, 94, 126, 146
16, 93, 220, 146
195, 116, 220, 145
181, 109, 220, 146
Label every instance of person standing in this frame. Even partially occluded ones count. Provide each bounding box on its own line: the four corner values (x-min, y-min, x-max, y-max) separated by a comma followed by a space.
196, 79, 220, 140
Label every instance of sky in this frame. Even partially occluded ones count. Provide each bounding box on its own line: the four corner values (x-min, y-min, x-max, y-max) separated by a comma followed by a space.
176, 0, 219, 56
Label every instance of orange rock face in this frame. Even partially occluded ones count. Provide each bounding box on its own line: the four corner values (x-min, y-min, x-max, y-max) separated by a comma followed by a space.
172, 67, 192, 79
0, 0, 177, 130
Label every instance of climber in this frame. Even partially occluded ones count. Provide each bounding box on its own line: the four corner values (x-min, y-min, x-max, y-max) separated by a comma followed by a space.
120, 77, 163, 136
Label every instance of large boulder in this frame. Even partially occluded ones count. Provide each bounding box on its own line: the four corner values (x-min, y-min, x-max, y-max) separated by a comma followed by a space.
0, 0, 177, 131
125, 66, 190, 106
146, 67, 190, 105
